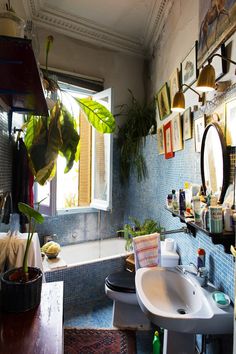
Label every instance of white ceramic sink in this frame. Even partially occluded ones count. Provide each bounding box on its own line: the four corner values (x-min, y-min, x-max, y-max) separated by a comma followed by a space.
135, 267, 234, 334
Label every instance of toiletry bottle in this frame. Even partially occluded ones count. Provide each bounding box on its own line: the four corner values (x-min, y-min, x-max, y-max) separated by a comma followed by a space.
192, 196, 201, 222
209, 205, 223, 233
179, 189, 186, 211
153, 330, 161, 354
224, 203, 233, 232
172, 190, 178, 211
197, 248, 205, 268
166, 194, 173, 209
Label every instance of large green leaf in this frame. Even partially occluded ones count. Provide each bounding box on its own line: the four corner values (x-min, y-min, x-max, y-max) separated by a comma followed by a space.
18, 202, 44, 224
77, 98, 115, 133
59, 105, 80, 173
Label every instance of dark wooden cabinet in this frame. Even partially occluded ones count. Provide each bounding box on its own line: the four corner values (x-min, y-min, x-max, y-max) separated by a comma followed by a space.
0, 35, 48, 116
0, 281, 64, 354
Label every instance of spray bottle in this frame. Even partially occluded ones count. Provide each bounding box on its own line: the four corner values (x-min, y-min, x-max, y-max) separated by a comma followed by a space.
153, 330, 161, 354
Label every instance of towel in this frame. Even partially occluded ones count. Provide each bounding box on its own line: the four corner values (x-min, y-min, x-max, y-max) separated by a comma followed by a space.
133, 232, 161, 270
0, 231, 44, 273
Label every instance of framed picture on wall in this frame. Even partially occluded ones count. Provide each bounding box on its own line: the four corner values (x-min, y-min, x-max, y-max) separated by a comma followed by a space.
156, 83, 171, 120
225, 98, 236, 146
181, 41, 198, 90
157, 126, 164, 154
163, 121, 174, 159
197, 0, 236, 67
172, 114, 183, 152
169, 68, 180, 107
194, 115, 205, 152
183, 107, 192, 140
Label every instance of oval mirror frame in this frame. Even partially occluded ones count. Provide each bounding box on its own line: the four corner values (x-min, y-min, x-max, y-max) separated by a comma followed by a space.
200, 122, 230, 204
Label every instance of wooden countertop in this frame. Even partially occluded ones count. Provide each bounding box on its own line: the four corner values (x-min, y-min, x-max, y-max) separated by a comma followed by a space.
0, 281, 64, 354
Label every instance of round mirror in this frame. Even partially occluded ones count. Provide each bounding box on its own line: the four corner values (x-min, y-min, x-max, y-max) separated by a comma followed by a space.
200, 122, 229, 204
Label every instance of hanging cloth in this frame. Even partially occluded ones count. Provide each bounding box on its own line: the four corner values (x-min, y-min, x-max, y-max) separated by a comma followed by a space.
12, 138, 34, 230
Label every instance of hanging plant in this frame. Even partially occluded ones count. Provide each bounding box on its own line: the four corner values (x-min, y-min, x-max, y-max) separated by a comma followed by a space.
23, 36, 116, 185
117, 90, 156, 183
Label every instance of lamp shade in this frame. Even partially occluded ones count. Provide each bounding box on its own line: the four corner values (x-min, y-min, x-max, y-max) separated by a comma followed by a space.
196, 64, 216, 92
171, 91, 185, 112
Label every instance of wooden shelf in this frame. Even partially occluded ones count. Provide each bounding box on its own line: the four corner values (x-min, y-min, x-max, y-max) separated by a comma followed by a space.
0, 35, 48, 116
165, 206, 235, 254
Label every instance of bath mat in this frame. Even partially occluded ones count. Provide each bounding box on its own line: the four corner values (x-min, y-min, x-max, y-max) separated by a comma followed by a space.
64, 327, 136, 354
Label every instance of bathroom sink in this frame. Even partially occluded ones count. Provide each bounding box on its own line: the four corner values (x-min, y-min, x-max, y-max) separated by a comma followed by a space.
135, 267, 233, 334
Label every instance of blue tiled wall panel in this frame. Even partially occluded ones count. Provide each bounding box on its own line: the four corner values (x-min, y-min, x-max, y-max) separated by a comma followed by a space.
45, 256, 126, 310
123, 134, 235, 302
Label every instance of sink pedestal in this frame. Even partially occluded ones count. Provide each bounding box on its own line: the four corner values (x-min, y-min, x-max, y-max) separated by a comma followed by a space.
163, 330, 195, 354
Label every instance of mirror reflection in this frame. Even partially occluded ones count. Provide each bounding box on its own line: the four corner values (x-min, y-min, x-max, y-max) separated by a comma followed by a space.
200, 122, 229, 204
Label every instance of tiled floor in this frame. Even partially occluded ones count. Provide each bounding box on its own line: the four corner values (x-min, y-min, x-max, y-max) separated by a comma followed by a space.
64, 299, 153, 353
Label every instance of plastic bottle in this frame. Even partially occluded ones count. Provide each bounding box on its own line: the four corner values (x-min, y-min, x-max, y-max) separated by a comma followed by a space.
224, 203, 233, 232
153, 330, 161, 354
197, 248, 205, 268
172, 190, 179, 211
179, 189, 186, 211
192, 196, 201, 222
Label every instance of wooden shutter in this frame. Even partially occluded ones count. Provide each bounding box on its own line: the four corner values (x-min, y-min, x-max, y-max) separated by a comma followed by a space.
78, 110, 92, 206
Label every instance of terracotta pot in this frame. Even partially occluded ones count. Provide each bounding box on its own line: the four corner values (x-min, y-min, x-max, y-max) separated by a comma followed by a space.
1, 267, 42, 313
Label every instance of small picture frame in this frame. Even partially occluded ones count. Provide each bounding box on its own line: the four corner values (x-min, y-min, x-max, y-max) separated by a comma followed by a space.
172, 114, 183, 152
156, 83, 171, 121
169, 68, 180, 107
157, 126, 164, 155
201, 44, 227, 81
225, 98, 236, 146
194, 115, 205, 153
163, 121, 174, 159
183, 107, 192, 140
181, 41, 198, 90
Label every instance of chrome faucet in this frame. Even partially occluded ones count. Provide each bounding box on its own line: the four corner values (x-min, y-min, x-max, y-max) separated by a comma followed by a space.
176, 263, 209, 288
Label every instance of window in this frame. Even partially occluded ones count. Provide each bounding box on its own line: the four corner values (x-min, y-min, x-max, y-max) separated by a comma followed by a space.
35, 81, 113, 216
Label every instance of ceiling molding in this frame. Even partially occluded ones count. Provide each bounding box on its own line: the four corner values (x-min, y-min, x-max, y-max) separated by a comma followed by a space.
23, 0, 171, 58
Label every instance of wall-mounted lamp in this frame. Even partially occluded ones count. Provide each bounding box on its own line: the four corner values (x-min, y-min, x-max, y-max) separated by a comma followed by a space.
171, 84, 205, 113
196, 54, 236, 92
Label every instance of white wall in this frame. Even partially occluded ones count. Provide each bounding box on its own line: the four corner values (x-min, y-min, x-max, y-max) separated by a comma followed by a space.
37, 27, 145, 127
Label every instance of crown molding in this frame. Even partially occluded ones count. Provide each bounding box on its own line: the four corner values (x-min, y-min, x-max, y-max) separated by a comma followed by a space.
23, 0, 171, 58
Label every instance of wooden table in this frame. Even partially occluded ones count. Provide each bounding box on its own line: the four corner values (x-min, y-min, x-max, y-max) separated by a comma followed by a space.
0, 281, 64, 354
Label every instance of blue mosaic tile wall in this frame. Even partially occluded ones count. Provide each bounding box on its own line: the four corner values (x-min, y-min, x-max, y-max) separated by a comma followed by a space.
45, 256, 126, 312
123, 133, 235, 302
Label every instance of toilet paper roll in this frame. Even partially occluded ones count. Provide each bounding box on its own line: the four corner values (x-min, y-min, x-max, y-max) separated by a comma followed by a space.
164, 238, 175, 252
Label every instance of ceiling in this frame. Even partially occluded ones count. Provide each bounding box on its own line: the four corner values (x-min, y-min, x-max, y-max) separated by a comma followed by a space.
23, 0, 172, 57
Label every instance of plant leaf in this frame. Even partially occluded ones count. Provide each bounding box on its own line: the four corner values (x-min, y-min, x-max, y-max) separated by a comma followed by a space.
59, 105, 80, 173
77, 98, 115, 133
18, 202, 44, 224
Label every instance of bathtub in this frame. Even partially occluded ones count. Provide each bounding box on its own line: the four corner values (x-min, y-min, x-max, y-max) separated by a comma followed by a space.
43, 237, 130, 271
44, 237, 129, 309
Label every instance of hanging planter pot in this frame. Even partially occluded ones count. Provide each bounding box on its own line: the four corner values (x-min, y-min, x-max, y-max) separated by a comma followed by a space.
1, 266, 43, 313
0, 11, 25, 38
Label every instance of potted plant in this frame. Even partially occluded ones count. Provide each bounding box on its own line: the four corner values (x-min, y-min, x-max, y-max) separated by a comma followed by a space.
117, 90, 156, 183
118, 216, 164, 251
22, 35, 116, 186
1, 202, 44, 312
0, 1, 25, 38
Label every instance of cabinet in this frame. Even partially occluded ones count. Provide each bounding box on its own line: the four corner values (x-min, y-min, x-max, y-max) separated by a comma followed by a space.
0, 35, 48, 116
165, 206, 235, 254
0, 281, 64, 354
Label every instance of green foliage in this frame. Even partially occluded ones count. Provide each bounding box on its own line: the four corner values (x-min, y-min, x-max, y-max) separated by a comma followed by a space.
118, 216, 164, 251
23, 95, 115, 185
77, 98, 116, 133
18, 202, 44, 276
117, 90, 156, 183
